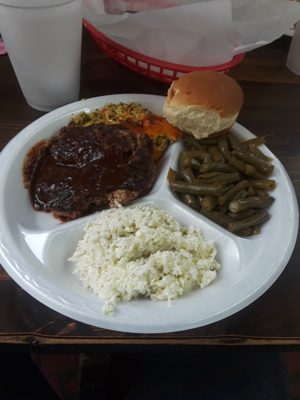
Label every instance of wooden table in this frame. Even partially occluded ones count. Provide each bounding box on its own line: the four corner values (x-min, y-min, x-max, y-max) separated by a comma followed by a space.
0, 28, 299, 350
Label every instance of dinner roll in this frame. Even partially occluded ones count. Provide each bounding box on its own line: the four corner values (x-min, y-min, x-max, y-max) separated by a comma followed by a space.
163, 71, 244, 139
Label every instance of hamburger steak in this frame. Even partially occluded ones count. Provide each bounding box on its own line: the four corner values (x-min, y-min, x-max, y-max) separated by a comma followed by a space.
23, 123, 156, 221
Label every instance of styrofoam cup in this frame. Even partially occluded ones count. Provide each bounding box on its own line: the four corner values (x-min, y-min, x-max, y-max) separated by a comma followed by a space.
0, 0, 82, 111
287, 21, 300, 76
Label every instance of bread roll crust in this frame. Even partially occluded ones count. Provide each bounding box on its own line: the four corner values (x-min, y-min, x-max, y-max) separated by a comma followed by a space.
163, 71, 244, 139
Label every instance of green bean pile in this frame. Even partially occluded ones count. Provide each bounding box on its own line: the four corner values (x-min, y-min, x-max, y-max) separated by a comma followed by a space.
168, 132, 276, 237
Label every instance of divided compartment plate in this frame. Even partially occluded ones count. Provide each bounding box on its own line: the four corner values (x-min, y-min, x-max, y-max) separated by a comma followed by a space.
0, 94, 298, 333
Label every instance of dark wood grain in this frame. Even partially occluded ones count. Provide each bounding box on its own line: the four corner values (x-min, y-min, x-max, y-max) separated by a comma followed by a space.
0, 29, 299, 348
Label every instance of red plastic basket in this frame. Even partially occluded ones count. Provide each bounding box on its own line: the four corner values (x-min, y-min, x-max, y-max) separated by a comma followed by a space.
84, 20, 244, 84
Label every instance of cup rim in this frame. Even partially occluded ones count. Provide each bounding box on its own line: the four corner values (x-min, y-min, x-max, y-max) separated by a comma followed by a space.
0, 0, 76, 8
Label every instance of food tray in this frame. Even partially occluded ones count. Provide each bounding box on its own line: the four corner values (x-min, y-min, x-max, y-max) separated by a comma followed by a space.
0, 94, 298, 334
83, 20, 245, 84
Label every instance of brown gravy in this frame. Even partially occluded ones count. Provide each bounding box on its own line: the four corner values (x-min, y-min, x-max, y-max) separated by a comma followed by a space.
23, 123, 155, 221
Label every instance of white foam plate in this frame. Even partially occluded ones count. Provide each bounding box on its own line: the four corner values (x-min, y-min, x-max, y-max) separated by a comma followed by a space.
0, 94, 298, 333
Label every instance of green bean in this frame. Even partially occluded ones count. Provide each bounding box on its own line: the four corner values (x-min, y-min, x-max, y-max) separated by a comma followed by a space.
203, 211, 235, 229
245, 136, 272, 162
244, 164, 267, 179
214, 172, 241, 184
217, 135, 231, 160
169, 181, 225, 196
233, 150, 273, 175
229, 196, 275, 213
255, 189, 270, 198
196, 172, 241, 185
251, 179, 276, 191
208, 145, 225, 162
227, 132, 246, 152
249, 146, 272, 162
194, 173, 223, 184
228, 212, 270, 233
217, 180, 249, 206
245, 137, 266, 147
218, 187, 236, 212
198, 161, 237, 173
179, 150, 210, 171
179, 154, 195, 169
251, 226, 261, 235
229, 156, 266, 179
183, 150, 211, 161
196, 172, 221, 179
179, 156, 200, 171
173, 130, 276, 237
223, 183, 235, 193
228, 156, 248, 174
179, 193, 200, 210
183, 135, 207, 151
201, 195, 218, 212
247, 185, 256, 197
227, 209, 257, 220
232, 189, 248, 201
196, 137, 218, 145
236, 227, 254, 237
197, 195, 204, 205
179, 167, 195, 184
